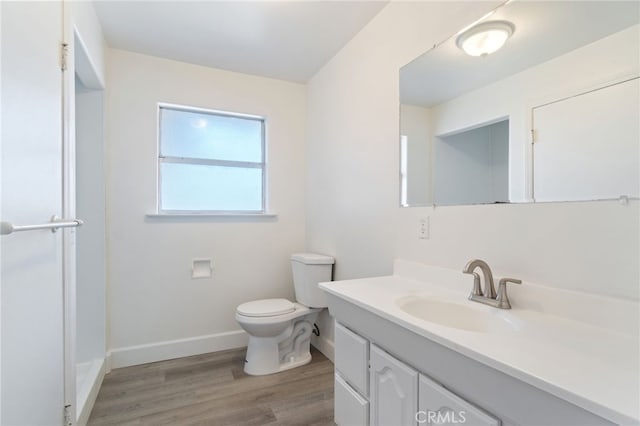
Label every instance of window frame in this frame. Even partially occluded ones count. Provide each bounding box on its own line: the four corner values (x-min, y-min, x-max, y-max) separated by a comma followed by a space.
157, 103, 267, 215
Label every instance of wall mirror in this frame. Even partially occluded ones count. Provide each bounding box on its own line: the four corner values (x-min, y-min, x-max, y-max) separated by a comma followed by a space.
399, 1, 639, 207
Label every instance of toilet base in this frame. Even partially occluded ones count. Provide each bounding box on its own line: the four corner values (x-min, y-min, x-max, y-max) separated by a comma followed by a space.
243, 315, 318, 376
244, 350, 312, 376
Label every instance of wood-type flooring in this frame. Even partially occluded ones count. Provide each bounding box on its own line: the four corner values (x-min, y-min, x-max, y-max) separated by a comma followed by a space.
88, 346, 335, 425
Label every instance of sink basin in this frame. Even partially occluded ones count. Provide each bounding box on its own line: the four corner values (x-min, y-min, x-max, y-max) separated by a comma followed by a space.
396, 295, 520, 333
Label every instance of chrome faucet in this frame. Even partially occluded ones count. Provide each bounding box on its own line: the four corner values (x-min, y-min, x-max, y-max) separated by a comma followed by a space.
463, 259, 496, 299
462, 259, 521, 309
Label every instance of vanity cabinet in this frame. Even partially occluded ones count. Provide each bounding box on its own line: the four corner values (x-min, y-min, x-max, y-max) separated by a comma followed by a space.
335, 373, 369, 425
322, 267, 627, 425
419, 374, 499, 426
370, 345, 418, 425
334, 321, 501, 426
334, 322, 370, 425
335, 322, 369, 396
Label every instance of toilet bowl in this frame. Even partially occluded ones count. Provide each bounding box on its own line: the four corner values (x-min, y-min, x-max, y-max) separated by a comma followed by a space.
236, 299, 320, 375
236, 253, 334, 376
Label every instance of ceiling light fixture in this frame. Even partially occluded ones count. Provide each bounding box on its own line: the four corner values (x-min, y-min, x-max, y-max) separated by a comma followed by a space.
456, 21, 515, 57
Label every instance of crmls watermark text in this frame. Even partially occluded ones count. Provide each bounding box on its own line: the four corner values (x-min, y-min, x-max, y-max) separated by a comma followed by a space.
415, 410, 467, 424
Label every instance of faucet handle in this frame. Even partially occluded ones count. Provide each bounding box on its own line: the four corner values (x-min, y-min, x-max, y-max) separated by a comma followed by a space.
495, 278, 522, 309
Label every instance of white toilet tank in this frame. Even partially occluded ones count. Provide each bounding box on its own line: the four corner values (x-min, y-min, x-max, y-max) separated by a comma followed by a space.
290, 253, 334, 308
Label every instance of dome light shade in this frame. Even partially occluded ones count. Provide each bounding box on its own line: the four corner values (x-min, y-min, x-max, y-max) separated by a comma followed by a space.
456, 21, 515, 57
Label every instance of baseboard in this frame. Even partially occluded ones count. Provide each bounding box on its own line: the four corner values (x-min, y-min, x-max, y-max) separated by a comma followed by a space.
76, 358, 106, 426
105, 353, 112, 374
108, 330, 249, 369
311, 334, 335, 363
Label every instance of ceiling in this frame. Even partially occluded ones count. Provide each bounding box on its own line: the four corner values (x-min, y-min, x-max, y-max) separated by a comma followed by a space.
94, 0, 388, 83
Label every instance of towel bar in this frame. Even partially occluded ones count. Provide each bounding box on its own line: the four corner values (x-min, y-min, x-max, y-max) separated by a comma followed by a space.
0, 215, 83, 235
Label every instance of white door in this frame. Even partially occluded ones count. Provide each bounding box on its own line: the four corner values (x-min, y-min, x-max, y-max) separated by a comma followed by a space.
370, 345, 418, 426
1, 1, 69, 424
532, 78, 640, 202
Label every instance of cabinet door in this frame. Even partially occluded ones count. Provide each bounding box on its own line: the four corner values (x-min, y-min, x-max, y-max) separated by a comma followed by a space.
335, 373, 369, 426
370, 345, 418, 426
335, 322, 369, 396
418, 374, 500, 425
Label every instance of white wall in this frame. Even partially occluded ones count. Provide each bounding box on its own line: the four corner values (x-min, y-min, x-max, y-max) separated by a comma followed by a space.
308, 0, 502, 279
306, 1, 639, 352
105, 49, 307, 366
306, 0, 503, 355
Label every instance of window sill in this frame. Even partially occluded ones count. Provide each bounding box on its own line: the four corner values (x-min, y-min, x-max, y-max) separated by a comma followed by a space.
146, 212, 278, 219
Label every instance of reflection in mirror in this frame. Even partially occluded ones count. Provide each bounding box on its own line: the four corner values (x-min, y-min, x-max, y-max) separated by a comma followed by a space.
434, 119, 509, 205
532, 78, 639, 202
399, 1, 639, 207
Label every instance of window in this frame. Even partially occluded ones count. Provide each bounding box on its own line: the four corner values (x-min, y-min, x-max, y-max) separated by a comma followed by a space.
158, 104, 266, 214
400, 135, 408, 207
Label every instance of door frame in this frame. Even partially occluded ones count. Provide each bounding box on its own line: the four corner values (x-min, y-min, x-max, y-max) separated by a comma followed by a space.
62, 3, 77, 423
62, 4, 107, 420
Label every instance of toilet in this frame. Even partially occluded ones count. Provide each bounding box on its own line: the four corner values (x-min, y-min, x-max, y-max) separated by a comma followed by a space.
235, 253, 334, 375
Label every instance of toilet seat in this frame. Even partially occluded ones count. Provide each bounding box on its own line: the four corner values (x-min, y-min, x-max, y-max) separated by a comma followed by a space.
236, 298, 295, 317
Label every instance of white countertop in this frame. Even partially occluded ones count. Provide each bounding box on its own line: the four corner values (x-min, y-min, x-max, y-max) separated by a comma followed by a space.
320, 261, 639, 425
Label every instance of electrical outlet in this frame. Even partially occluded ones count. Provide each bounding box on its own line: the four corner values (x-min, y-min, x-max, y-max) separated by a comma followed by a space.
418, 217, 430, 239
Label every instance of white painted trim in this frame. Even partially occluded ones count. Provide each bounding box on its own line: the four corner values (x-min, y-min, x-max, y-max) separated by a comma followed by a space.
108, 330, 249, 369
73, 24, 105, 90
0, 1, 3, 419
311, 335, 335, 363
104, 353, 112, 374
146, 212, 278, 218
63, 3, 78, 422
76, 358, 105, 426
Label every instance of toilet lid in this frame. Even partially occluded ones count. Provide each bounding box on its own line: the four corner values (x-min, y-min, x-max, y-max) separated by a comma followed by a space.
237, 298, 295, 317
